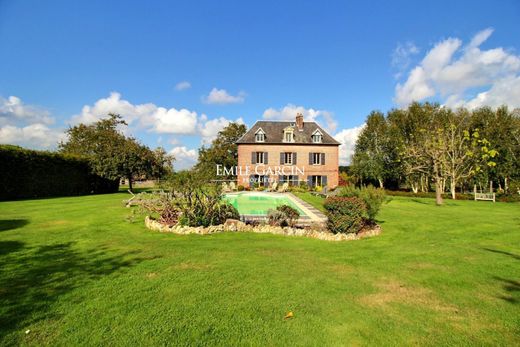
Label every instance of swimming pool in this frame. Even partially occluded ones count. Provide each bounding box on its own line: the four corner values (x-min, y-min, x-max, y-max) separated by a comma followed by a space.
223, 192, 306, 216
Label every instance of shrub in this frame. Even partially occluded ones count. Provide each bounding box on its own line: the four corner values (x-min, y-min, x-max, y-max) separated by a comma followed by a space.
276, 205, 300, 227
237, 185, 245, 191
267, 209, 287, 227
339, 185, 385, 221
267, 204, 300, 227
324, 196, 366, 234
137, 174, 240, 227
0, 145, 119, 200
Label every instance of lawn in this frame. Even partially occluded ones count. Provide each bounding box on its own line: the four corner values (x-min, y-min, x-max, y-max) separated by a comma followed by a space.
1, 192, 519, 345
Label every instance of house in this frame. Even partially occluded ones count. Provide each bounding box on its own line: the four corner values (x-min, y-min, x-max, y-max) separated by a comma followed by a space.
236, 113, 340, 188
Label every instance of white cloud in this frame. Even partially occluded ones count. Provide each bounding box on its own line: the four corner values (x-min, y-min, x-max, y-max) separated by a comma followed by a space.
0, 123, 65, 149
0, 96, 54, 126
71, 92, 198, 134
169, 146, 198, 170
175, 81, 191, 91
203, 88, 245, 105
334, 124, 365, 165
262, 104, 337, 133
198, 116, 244, 144
392, 42, 419, 79
153, 107, 198, 134
394, 28, 520, 109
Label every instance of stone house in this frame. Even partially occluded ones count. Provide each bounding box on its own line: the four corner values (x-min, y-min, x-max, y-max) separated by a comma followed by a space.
236, 113, 340, 188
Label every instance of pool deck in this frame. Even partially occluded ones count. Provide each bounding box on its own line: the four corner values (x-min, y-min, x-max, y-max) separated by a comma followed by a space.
227, 191, 327, 226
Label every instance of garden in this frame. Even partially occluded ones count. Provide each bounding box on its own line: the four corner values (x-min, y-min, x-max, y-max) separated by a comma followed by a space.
1, 190, 519, 345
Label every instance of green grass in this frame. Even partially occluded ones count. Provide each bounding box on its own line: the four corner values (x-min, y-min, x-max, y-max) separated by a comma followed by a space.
1, 193, 519, 345
293, 191, 327, 212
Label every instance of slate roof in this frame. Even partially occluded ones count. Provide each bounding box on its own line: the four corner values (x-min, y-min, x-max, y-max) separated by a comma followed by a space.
236, 120, 340, 145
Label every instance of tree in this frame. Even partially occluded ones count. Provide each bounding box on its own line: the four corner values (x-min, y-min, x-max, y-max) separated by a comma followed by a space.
351, 111, 395, 188
59, 114, 174, 191
194, 122, 247, 180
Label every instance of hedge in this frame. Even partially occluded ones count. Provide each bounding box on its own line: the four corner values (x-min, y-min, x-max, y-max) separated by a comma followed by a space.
0, 145, 119, 200
324, 196, 366, 234
384, 189, 520, 203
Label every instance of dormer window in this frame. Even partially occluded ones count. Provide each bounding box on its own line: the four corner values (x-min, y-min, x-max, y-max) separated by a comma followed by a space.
283, 127, 295, 143
311, 129, 323, 143
255, 128, 265, 142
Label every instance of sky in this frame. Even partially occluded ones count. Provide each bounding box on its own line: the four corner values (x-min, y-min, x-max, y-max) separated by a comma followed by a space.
1, 0, 520, 168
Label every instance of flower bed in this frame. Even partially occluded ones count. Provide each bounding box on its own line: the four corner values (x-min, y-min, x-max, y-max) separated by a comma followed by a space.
145, 216, 381, 242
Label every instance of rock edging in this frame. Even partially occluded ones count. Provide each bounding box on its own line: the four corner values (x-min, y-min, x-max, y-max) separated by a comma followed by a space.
144, 217, 381, 242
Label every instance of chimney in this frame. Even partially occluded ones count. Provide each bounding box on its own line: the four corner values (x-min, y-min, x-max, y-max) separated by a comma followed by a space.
295, 113, 304, 131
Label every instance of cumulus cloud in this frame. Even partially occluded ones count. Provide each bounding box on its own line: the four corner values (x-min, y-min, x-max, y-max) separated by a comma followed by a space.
0, 123, 65, 149
71, 92, 198, 134
0, 95, 54, 126
262, 104, 337, 133
334, 124, 365, 165
203, 88, 245, 105
169, 146, 198, 170
198, 115, 244, 144
0, 95, 63, 149
394, 28, 520, 109
175, 81, 191, 91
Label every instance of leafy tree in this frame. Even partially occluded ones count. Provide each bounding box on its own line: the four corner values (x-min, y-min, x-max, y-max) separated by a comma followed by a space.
59, 114, 174, 191
351, 111, 395, 188
194, 122, 247, 180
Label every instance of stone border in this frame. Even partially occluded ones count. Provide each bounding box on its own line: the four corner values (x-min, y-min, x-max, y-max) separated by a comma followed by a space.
145, 217, 381, 242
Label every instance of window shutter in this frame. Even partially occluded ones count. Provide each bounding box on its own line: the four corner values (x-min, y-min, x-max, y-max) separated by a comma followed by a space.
294, 175, 299, 186
264, 152, 268, 164
293, 152, 297, 164
307, 175, 313, 187
249, 175, 254, 188
309, 152, 313, 164
251, 152, 256, 164
322, 175, 328, 187
280, 152, 284, 164
321, 153, 325, 165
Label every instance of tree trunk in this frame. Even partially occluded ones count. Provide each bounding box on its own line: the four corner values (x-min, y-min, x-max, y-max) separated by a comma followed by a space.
505, 177, 509, 193
128, 175, 133, 192
378, 178, 384, 189
435, 177, 443, 205
411, 182, 418, 194
450, 179, 456, 200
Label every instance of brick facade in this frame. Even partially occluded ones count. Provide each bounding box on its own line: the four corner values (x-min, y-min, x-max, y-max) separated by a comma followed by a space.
236, 143, 339, 188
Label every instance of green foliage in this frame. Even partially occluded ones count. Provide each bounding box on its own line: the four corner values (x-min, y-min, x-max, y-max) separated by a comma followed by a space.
194, 122, 247, 180
267, 204, 300, 227
237, 185, 245, 191
0, 145, 118, 200
161, 171, 239, 227
339, 185, 386, 221
59, 114, 173, 190
324, 196, 366, 234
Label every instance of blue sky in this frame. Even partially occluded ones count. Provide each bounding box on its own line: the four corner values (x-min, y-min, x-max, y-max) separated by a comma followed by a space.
1, 0, 520, 168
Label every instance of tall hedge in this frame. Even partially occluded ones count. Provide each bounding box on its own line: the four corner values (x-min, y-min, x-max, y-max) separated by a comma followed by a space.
0, 145, 119, 200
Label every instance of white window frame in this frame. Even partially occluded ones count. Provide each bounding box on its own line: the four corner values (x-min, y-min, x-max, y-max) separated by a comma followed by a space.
283, 130, 294, 143
312, 152, 321, 165
311, 175, 323, 187
255, 129, 265, 142
256, 152, 265, 164
284, 152, 293, 165
311, 129, 323, 143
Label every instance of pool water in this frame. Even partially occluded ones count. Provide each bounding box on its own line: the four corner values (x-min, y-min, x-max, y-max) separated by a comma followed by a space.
223, 192, 305, 216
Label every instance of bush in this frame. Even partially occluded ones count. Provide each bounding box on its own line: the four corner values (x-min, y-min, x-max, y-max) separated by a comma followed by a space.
237, 185, 245, 191
324, 196, 366, 234
339, 185, 385, 221
267, 204, 300, 227
277, 205, 300, 227
0, 145, 119, 200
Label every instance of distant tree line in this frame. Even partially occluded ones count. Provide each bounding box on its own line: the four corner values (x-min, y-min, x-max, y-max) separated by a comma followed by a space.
350, 102, 520, 205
